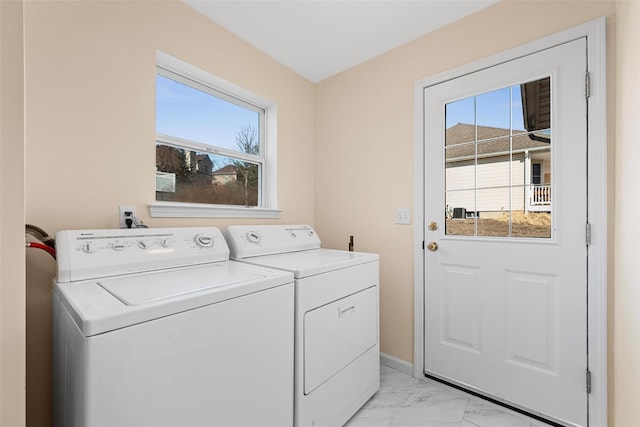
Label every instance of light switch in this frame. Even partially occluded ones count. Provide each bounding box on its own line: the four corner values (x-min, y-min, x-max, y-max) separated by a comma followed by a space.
395, 208, 411, 225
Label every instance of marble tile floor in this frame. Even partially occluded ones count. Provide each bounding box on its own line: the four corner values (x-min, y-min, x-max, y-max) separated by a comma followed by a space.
345, 365, 554, 427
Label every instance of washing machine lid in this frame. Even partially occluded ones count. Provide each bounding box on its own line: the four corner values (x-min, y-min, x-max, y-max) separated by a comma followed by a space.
53, 261, 294, 336
98, 264, 263, 306
232, 248, 378, 278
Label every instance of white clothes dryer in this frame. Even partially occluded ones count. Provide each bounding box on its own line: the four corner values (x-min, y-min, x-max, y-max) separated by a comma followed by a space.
52, 227, 294, 427
224, 225, 380, 427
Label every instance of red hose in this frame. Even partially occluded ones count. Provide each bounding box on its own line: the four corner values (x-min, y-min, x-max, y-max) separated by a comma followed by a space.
27, 242, 56, 259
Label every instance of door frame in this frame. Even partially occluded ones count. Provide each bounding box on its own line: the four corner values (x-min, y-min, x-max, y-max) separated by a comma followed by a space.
413, 18, 607, 426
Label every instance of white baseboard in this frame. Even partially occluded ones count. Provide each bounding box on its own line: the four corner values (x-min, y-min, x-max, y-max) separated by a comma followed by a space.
380, 352, 414, 376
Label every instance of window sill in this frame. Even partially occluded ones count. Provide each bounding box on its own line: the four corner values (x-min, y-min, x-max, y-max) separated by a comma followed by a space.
149, 202, 281, 219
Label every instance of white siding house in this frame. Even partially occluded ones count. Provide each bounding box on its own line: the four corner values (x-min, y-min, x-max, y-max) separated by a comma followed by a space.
445, 123, 551, 217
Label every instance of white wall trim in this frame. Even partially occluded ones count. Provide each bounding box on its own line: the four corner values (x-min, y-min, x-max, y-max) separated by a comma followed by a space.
149, 202, 281, 219
380, 352, 414, 376
413, 17, 607, 427
585, 17, 608, 427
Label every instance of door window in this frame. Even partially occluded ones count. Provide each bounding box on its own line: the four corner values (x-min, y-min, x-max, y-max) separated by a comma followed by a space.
445, 77, 551, 238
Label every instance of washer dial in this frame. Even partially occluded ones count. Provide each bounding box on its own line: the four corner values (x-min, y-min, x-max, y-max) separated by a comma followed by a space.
194, 234, 214, 248
246, 231, 261, 244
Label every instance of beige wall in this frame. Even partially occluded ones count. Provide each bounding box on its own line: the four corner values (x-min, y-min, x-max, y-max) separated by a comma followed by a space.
316, 0, 615, 361
7, 0, 640, 426
315, 0, 628, 424
1, 1, 26, 426
614, 1, 640, 426
22, 1, 315, 426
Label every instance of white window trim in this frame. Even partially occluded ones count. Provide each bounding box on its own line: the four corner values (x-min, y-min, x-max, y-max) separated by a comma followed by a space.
149, 202, 281, 219
150, 50, 279, 219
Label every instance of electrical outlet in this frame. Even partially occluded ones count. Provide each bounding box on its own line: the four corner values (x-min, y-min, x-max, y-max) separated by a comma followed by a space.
119, 205, 136, 229
395, 208, 411, 225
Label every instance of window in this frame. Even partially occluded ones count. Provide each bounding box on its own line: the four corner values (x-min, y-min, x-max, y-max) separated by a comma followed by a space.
151, 52, 279, 218
444, 76, 551, 238
532, 163, 542, 185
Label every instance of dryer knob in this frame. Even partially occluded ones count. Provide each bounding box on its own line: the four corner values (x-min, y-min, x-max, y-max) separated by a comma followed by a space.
195, 234, 214, 248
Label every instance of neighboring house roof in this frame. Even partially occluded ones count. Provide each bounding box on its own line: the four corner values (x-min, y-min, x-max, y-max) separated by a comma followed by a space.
445, 123, 550, 160
212, 165, 238, 176
196, 154, 213, 175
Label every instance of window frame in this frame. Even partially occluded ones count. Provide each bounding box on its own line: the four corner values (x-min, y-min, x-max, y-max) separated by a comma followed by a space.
150, 51, 280, 219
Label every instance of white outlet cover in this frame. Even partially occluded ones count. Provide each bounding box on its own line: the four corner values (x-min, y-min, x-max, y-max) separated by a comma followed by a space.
395, 208, 411, 225
119, 205, 136, 228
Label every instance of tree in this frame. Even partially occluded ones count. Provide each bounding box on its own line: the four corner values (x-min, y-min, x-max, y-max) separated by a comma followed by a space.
156, 144, 192, 180
233, 125, 259, 206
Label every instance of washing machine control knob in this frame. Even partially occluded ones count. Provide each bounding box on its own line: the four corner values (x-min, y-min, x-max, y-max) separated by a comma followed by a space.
246, 231, 261, 244
161, 239, 171, 248
82, 242, 96, 253
194, 234, 214, 248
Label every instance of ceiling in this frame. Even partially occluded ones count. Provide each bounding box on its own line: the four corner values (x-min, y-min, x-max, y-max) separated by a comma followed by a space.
183, 0, 499, 83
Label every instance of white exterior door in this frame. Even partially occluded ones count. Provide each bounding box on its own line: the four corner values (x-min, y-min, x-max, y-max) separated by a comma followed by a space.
423, 39, 588, 426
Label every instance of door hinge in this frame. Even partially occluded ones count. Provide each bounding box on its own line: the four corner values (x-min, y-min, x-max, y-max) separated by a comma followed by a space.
586, 369, 592, 394
422, 241, 425, 250
586, 222, 592, 246
585, 72, 591, 98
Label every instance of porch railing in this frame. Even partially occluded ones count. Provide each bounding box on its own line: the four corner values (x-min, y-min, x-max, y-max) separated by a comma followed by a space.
529, 184, 551, 206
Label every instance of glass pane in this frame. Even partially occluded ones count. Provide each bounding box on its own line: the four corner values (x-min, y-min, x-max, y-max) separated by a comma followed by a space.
511, 84, 525, 131
476, 137, 510, 158
156, 74, 260, 153
476, 139, 510, 190
476, 187, 511, 237
511, 211, 551, 238
512, 131, 551, 151
446, 189, 475, 215
443, 76, 552, 238
155, 144, 259, 206
446, 97, 475, 145
519, 77, 551, 132
477, 87, 510, 139
445, 189, 475, 236
445, 158, 474, 192
446, 141, 475, 162
511, 154, 526, 212
446, 217, 476, 236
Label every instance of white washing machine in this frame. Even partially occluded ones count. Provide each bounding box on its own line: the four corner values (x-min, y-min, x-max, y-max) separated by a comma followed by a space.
224, 225, 380, 427
52, 227, 295, 427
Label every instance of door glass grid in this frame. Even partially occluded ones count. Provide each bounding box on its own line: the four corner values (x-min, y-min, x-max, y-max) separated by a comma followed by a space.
444, 77, 552, 238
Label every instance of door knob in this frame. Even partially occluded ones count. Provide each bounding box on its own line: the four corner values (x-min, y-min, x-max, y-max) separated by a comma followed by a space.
427, 241, 438, 252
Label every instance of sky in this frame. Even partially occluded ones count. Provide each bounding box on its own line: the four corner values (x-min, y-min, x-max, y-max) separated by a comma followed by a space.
445, 84, 526, 131
156, 74, 259, 152
157, 74, 533, 155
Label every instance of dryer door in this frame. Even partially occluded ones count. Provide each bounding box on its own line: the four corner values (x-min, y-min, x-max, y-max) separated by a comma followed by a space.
304, 286, 377, 394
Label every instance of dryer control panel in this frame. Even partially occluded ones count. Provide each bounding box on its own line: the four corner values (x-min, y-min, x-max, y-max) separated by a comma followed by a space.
225, 224, 321, 259
56, 227, 229, 283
